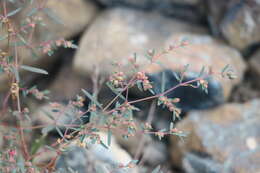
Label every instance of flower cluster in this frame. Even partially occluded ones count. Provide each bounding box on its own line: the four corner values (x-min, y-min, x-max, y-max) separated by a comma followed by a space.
109, 71, 126, 87
136, 71, 153, 91
40, 39, 77, 56
158, 96, 181, 118
25, 87, 49, 100
71, 96, 85, 107
198, 79, 209, 94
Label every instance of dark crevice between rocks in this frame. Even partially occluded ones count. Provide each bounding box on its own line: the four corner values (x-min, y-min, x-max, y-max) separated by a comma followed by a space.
92, 0, 207, 24
242, 42, 260, 59
229, 70, 260, 103
157, 3, 207, 25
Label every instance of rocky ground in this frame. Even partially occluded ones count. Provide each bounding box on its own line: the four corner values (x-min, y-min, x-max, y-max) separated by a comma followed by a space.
1, 0, 260, 173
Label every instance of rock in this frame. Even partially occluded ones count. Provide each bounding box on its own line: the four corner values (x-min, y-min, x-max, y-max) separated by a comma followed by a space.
207, 0, 260, 50
229, 78, 260, 103
170, 99, 260, 173
205, 0, 235, 36
114, 132, 152, 156
220, 1, 260, 50
249, 49, 260, 80
182, 152, 222, 173
45, 55, 93, 102
141, 141, 168, 166
95, 0, 205, 22
114, 132, 167, 166
56, 132, 138, 173
0, 0, 98, 91
33, 147, 57, 166
35, 0, 97, 40
74, 8, 246, 111
73, 8, 206, 76
55, 146, 89, 173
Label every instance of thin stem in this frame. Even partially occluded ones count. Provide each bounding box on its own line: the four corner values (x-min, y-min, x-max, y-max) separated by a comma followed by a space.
134, 101, 156, 160
102, 75, 137, 112
14, 34, 30, 160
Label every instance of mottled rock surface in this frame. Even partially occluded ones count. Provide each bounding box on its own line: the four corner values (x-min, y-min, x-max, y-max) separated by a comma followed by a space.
0, 0, 98, 91
206, 0, 260, 50
182, 152, 223, 173
55, 132, 138, 173
170, 99, 260, 173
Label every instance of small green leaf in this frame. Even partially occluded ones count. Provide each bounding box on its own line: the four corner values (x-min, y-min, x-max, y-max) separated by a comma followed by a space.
100, 141, 109, 149
7, 7, 22, 17
169, 122, 174, 130
45, 145, 56, 152
0, 34, 8, 41
180, 64, 189, 82
41, 125, 54, 135
56, 127, 65, 139
43, 8, 64, 25
30, 49, 39, 59
149, 88, 155, 95
136, 80, 143, 91
107, 130, 112, 146
106, 82, 126, 101
10, 66, 20, 82
27, 8, 38, 17
17, 34, 28, 45
173, 71, 181, 82
21, 65, 48, 75
42, 109, 55, 120
199, 66, 206, 77
30, 135, 46, 155
82, 89, 102, 109
17, 155, 26, 173
221, 64, 230, 74
161, 71, 166, 93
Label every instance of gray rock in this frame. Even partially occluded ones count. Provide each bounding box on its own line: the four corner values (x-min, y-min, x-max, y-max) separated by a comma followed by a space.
142, 141, 168, 166
55, 132, 138, 173
170, 99, 260, 173
206, 0, 260, 50
182, 152, 223, 173
55, 146, 88, 173
0, 0, 98, 92
220, 0, 260, 50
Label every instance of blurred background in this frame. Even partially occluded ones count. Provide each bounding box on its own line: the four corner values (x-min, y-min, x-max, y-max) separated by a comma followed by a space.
0, 0, 260, 172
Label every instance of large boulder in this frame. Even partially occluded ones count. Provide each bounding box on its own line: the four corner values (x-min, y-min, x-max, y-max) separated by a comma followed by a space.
170, 99, 260, 173
206, 0, 260, 50
73, 8, 246, 111
0, 0, 98, 91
